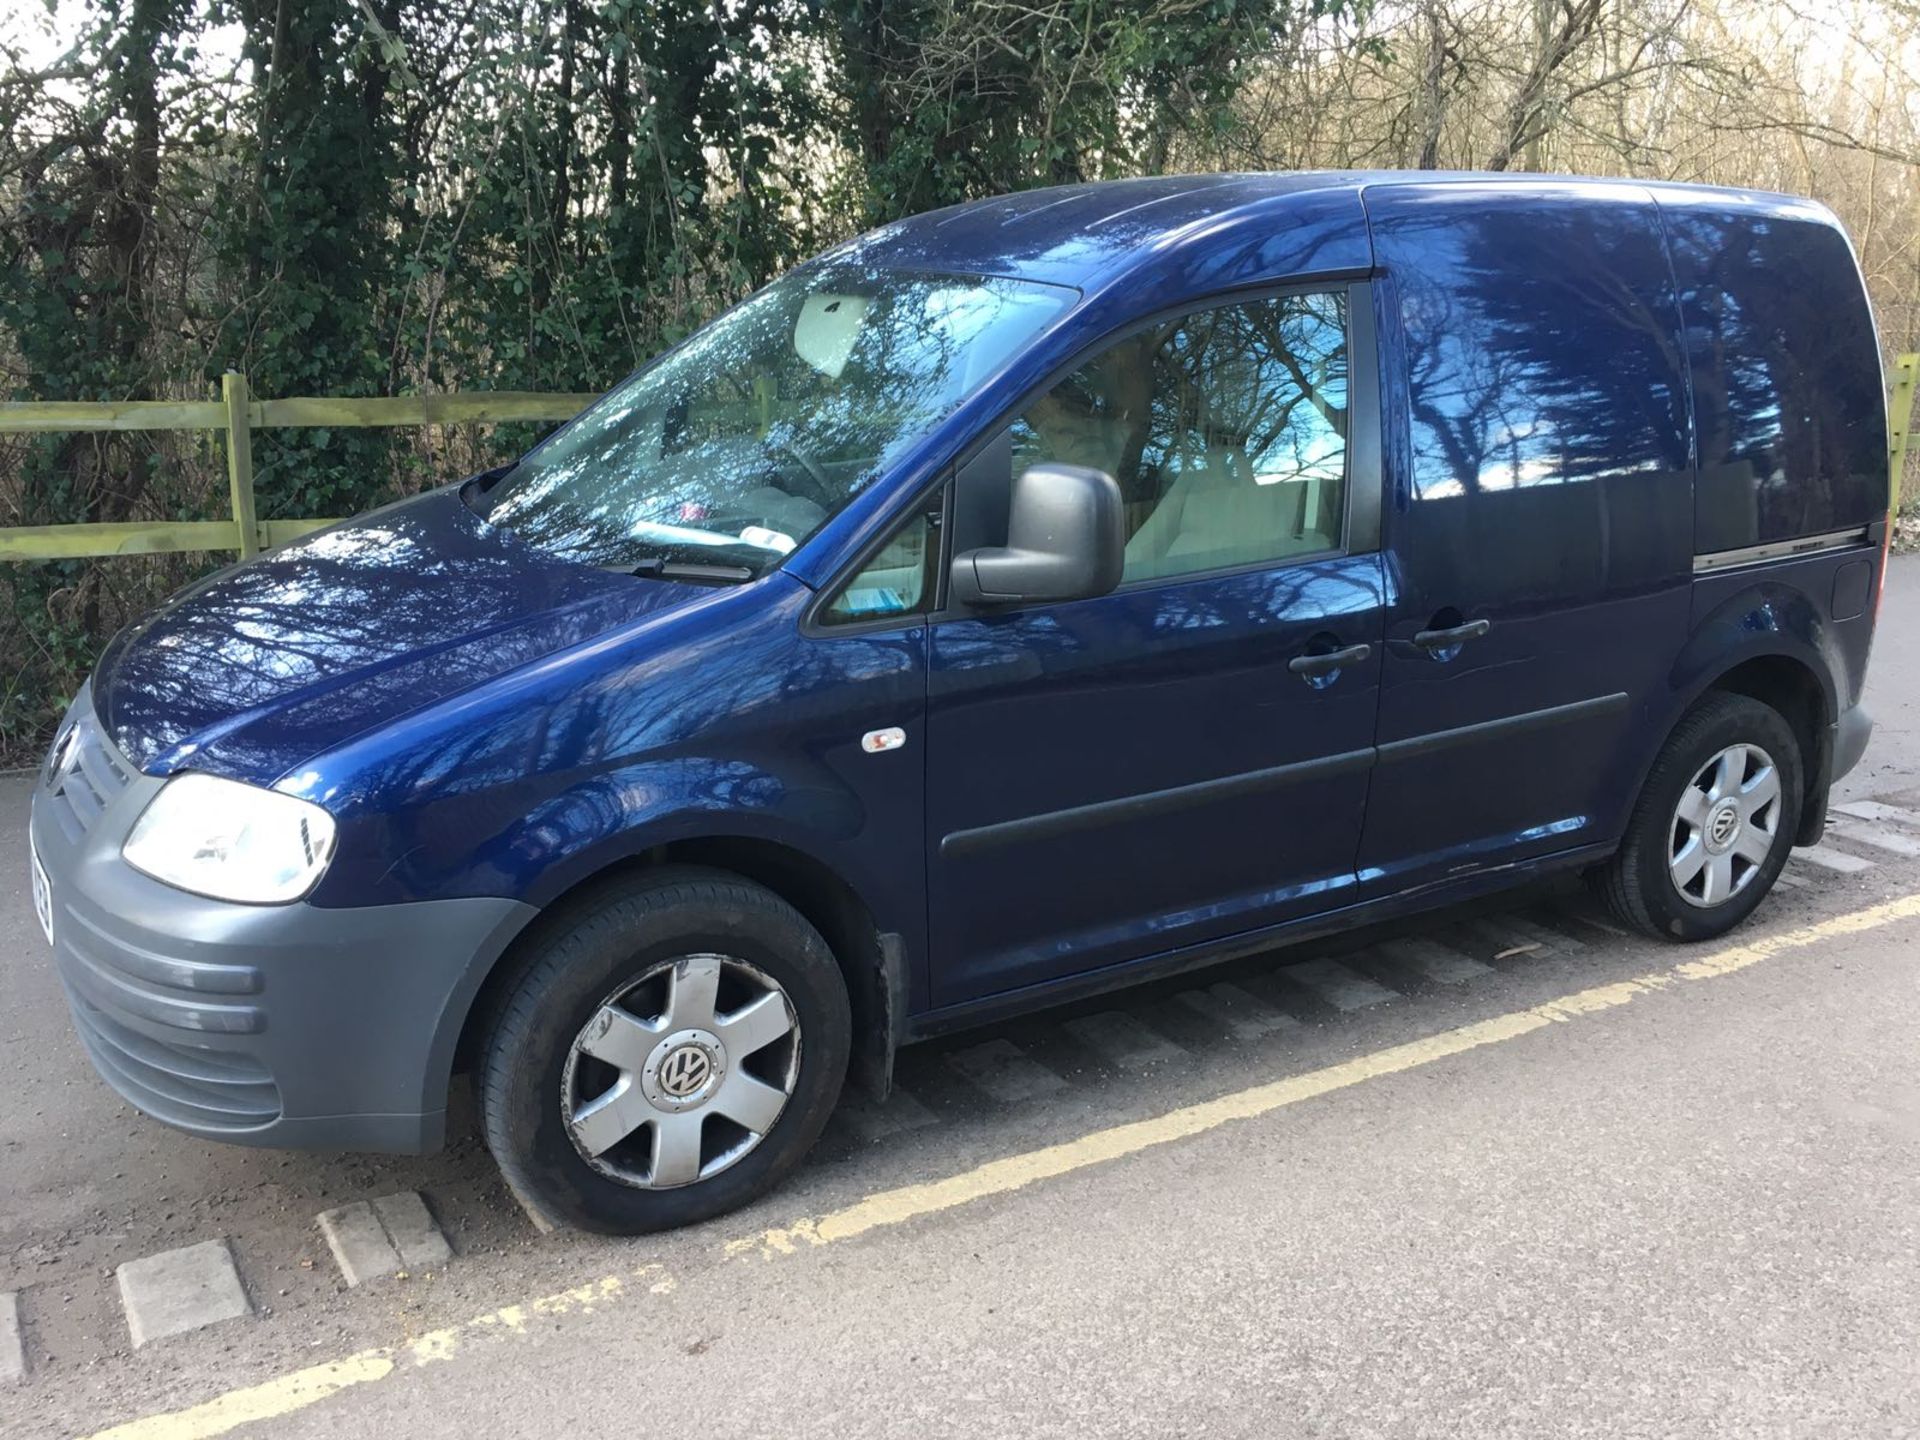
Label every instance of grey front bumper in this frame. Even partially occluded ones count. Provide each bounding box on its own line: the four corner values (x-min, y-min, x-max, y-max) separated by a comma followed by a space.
1833, 700, 1873, 783
32, 691, 535, 1154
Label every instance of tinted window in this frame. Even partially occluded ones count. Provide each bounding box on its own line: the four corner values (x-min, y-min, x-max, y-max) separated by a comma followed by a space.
1659, 197, 1888, 553
1009, 292, 1348, 583
1369, 182, 1693, 596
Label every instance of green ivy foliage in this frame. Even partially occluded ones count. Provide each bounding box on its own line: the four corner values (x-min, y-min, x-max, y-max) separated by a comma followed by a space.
0, 0, 1339, 758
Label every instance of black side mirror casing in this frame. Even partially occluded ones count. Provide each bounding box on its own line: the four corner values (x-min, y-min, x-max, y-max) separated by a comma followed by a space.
949, 463, 1125, 608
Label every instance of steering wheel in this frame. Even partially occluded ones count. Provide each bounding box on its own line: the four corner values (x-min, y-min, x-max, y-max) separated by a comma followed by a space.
770, 439, 838, 510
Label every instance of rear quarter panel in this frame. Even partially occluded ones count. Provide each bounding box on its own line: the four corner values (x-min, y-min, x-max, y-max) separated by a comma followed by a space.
1650, 186, 1885, 776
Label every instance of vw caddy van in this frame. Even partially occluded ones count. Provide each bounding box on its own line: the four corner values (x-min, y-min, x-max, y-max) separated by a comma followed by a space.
32, 174, 1889, 1233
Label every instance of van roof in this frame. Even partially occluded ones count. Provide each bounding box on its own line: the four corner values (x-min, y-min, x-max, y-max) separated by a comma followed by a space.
827, 171, 1837, 293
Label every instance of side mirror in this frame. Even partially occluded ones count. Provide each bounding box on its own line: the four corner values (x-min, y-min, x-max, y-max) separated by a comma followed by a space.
949, 463, 1125, 608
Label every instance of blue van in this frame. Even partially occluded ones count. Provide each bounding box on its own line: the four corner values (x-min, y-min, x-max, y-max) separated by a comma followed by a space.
32, 174, 1889, 1233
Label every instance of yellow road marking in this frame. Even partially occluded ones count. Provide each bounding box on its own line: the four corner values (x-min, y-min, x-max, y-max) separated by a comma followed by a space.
85, 1275, 632, 1440
81, 892, 1920, 1439
727, 890, 1920, 1259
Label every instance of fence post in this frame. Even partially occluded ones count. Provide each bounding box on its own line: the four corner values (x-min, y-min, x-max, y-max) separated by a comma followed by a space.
1889, 352, 1917, 518
221, 371, 259, 557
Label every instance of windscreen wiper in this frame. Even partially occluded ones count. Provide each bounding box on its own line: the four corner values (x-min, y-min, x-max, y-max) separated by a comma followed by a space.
624, 557, 756, 584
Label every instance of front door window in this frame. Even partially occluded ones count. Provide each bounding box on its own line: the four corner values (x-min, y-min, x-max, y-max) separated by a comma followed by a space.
1010, 291, 1350, 583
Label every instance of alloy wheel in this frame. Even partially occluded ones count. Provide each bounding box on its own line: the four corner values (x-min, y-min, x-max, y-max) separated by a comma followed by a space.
1668, 742, 1782, 908
560, 954, 800, 1189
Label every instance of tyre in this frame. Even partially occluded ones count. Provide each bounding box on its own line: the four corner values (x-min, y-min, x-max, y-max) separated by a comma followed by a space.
1598, 692, 1803, 942
478, 866, 851, 1234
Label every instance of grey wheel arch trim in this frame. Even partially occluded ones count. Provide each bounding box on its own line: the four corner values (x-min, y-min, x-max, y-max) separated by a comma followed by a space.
424, 900, 545, 1136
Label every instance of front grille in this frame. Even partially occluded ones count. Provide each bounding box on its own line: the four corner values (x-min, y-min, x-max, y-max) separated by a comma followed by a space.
68, 994, 282, 1133
45, 705, 132, 844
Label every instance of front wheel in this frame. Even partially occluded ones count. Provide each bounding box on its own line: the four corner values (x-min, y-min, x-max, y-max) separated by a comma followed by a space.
1598, 692, 1803, 942
479, 867, 851, 1234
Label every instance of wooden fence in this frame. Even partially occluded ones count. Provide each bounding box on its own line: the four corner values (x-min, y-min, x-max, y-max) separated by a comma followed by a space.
1889, 353, 1916, 515
0, 356, 1915, 564
0, 373, 595, 561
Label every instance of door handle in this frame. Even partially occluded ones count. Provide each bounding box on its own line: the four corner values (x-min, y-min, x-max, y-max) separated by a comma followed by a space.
1412, 618, 1491, 650
1288, 643, 1372, 677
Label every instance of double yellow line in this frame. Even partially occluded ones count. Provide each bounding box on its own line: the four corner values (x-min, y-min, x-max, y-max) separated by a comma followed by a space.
88, 891, 1920, 1440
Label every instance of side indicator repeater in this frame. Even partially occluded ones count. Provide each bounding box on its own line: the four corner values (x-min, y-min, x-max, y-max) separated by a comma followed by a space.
862, 727, 907, 754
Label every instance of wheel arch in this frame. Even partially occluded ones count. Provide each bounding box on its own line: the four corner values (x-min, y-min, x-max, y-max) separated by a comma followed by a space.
448, 832, 904, 1107
1704, 653, 1829, 838
1662, 646, 1834, 848
1652, 573, 1850, 849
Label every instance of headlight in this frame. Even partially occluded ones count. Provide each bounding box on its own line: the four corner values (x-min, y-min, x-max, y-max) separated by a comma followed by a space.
123, 774, 337, 904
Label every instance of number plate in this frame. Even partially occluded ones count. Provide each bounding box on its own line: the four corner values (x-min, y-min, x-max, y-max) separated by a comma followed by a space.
30, 836, 52, 947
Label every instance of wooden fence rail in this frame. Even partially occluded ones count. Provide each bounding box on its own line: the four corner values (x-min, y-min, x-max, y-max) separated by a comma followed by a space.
0, 372, 595, 561
1, 357, 1915, 565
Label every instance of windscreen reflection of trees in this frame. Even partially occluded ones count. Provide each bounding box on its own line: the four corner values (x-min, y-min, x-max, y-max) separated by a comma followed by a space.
482, 267, 1068, 572
1016, 293, 1346, 519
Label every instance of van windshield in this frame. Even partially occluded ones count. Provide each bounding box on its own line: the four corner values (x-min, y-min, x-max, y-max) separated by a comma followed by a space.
476, 266, 1074, 575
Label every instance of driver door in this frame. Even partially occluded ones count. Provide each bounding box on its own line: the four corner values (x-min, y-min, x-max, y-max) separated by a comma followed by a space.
925, 285, 1386, 1007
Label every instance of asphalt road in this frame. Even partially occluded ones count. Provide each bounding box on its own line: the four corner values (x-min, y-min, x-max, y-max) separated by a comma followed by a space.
4, 557, 1920, 1439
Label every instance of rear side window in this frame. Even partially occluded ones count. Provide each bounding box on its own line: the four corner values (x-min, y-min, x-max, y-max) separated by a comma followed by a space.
1660, 199, 1889, 554
1008, 291, 1349, 583
1368, 182, 1693, 596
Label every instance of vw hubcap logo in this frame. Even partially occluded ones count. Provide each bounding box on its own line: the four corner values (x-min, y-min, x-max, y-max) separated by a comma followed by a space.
1706, 800, 1741, 852
657, 1044, 712, 1098
636, 1026, 727, 1112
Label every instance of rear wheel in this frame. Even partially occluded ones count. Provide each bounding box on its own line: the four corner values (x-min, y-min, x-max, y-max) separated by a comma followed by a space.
1599, 693, 1803, 941
479, 867, 850, 1234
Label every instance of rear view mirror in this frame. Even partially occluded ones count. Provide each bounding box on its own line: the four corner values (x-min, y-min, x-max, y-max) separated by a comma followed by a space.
793, 293, 870, 378
950, 463, 1124, 607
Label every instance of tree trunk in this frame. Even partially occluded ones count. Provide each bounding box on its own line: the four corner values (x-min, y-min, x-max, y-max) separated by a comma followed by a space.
1417, 2, 1448, 169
